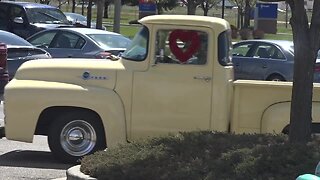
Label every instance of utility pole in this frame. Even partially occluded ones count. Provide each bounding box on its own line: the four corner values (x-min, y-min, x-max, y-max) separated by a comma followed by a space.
113, 0, 121, 33
221, 0, 225, 19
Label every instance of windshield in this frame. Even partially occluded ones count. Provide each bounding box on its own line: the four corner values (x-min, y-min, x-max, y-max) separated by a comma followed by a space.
66, 13, 87, 22
26, 8, 70, 24
0, 32, 32, 46
121, 27, 149, 61
289, 45, 294, 54
87, 34, 131, 49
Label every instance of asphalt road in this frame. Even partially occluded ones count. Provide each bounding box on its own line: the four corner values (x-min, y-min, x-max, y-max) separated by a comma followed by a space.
0, 104, 73, 180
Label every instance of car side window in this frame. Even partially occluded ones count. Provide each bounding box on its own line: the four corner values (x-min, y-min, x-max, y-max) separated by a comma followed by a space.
253, 44, 286, 60
0, 4, 8, 30
10, 6, 27, 23
52, 32, 85, 49
232, 43, 253, 57
28, 31, 57, 48
268, 46, 286, 60
155, 29, 208, 65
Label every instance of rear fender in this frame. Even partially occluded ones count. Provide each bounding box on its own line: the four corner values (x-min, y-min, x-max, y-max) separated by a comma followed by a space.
261, 101, 320, 134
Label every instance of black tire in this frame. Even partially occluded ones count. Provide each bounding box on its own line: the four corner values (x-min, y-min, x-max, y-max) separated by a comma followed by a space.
267, 74, 285, 81
48, 111, 106, 163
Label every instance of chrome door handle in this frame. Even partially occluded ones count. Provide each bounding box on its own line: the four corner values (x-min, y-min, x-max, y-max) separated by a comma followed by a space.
193, 76, 212, 82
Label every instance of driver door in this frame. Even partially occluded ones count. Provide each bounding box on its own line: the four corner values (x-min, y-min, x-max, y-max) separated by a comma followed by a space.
131, 27, 213, 139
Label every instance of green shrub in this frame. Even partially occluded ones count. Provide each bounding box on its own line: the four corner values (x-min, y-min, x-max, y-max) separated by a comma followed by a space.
80, 131, 320, 180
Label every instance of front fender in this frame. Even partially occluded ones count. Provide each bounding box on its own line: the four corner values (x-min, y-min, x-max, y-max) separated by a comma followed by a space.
4, 80, 126, 147
261, 101, 320, 134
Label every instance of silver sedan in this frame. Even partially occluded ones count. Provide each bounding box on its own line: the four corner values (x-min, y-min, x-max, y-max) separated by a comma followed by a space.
27, 28, 132, 59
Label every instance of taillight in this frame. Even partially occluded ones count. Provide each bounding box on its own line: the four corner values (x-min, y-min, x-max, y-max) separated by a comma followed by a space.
315, 64, 320, 72
0, 43, 8, 82
95, 51, 112, 59
0, 43, 7, 69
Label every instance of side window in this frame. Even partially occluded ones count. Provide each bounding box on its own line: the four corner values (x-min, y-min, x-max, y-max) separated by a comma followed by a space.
253, 44, 285, 60
218, 30, 232, 66
0, 4, 8, 30
155, 29, 208, 65
52, 32, 85, 49
253, 45, 272, 58
268, 46, 286, 60
121, 27, 148, 61
10, 6, 27, 23
28, 31, 57, 48
232, 43, 253, 57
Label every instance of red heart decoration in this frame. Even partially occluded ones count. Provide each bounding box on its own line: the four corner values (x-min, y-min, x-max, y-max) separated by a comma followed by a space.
169, 30, 200, 63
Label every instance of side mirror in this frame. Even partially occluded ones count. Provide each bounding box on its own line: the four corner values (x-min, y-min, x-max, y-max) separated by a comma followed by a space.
13, 17, 24, 24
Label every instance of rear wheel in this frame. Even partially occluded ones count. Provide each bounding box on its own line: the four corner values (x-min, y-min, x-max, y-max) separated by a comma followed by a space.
48, 111, 106, 163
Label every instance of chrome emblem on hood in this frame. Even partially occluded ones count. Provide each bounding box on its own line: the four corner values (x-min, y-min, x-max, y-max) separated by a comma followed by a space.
82, 71, 91, 80
82, 71, 108, 80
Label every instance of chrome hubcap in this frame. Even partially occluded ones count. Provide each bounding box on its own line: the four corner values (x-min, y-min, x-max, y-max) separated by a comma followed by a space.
60, 120, 96, 156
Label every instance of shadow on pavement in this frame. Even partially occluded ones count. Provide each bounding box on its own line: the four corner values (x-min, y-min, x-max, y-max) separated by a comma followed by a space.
0, 150, 75, 169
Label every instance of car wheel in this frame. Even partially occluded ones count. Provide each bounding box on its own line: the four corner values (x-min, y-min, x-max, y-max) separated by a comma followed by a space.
48, 111, 106, 163
267, 75, 285, 81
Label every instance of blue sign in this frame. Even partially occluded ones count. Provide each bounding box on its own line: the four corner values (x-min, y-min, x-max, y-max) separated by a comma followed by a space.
139, 3, 157, 12
256, 3, 277, 19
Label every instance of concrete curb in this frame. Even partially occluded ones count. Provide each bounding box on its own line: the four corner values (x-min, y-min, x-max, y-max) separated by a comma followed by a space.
66, 165, 97, 180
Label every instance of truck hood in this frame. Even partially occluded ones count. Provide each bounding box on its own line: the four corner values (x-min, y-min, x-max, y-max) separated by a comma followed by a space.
14, 58, 126, 90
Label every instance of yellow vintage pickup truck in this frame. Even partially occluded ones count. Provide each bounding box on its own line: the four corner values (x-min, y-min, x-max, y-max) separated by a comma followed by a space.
2, 15, 320, 163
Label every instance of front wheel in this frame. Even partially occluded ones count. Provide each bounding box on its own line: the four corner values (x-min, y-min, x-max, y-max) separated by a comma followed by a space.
48, 111, 106, 163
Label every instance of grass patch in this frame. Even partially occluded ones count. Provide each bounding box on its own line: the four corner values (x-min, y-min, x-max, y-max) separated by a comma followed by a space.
80, 131, 320, 180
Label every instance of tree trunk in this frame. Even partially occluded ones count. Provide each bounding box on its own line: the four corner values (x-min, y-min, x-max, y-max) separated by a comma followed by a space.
81, 0, 85, 15
96, 0, 105, 29
289, 0, 314, 144
243, 0, 250, 28
72, 0, 76, 13
87, 0, 93, 28
104, 4, 109, 18
187, 3, 196, 15
157, 4, 163, 14
203, 8, 208, 16
237, 8, 241, 29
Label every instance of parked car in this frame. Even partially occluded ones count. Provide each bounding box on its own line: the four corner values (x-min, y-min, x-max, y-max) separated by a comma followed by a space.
0, 30, 51, 80
0, 1, 72, 39
64, 12, 106, 30
27, 28, 132, 58
231, 39, 320, 82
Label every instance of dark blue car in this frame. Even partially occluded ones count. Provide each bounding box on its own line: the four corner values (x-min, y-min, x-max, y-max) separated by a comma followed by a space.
232, 39, 320, 82
0, 1, 72, 39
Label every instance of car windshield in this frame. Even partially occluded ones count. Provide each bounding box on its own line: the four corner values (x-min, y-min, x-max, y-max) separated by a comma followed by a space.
281, 44, 320, 59
0, 32, 32, 46
121, 27, 149, 61
26, 8, 70, 24
87, 34, 131, 49
289, 45, 294, 54
66, 13, 87, 22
